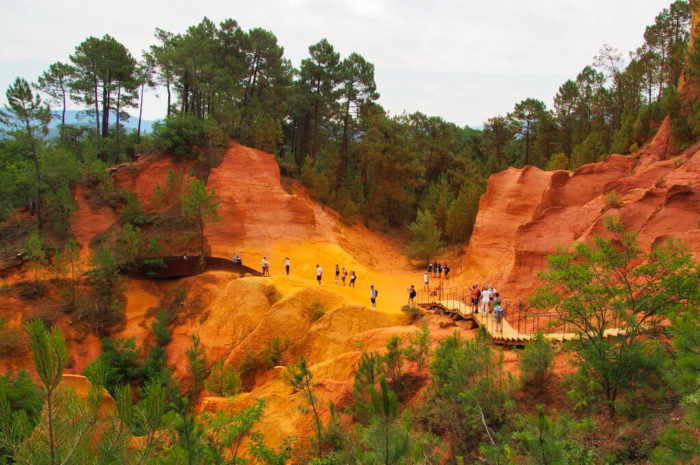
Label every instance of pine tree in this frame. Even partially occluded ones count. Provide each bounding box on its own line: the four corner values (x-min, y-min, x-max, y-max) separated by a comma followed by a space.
1, 77, 50, 227
406, 210, 444, 265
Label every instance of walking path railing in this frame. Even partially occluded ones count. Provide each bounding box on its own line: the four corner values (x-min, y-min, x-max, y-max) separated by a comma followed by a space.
416, 285, 575, 343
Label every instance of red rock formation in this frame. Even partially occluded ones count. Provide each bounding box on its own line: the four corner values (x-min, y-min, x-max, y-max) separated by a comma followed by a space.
463, 124, 700, 300
204, 142, 324, 255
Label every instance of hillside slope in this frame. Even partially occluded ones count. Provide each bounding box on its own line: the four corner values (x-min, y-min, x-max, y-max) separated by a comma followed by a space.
460, 120, 700, 300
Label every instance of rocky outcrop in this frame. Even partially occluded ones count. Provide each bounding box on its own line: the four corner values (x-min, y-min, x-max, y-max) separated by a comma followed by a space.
463, 123, 700, 299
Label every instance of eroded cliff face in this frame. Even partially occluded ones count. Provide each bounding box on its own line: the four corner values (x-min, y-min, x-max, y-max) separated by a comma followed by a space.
462, 120, 700, 300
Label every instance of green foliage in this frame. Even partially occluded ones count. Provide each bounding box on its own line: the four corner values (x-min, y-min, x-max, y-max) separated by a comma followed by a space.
263, 283, 282, 305
422, 330, 514, 461
152, 311, 171, 346
405, 209, 444, 265
25, 230, 46, 285
204, 359, 242, 397
88, 337, 142, 393
520, 331, 556, 397
511, 406, 601, 465
310, 301, 325, 321
0, 318, 20, 356
531, 219, 699, 419
445, 180, 484, 244
404, 323, 431, 370
120, 190, 149, 226
180, 176, 220, 259
201, 398, 266, 463
115, 222, 142, 268
186, 335, 209, 401
570, 132, 606, 170
382, 337, 404, 391
0, 369, 43, 461
283, 355, 324, 459
546, 152, 569, 171
400, 304, 419, 322
260, 336, 290, 369
603, 189, 622, 209
152, 113, 206, 158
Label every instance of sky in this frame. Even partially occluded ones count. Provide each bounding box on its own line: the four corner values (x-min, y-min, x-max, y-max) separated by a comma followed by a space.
0, 0, 676, 128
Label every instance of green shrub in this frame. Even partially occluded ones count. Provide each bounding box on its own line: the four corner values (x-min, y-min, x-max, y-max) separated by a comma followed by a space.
401, 304, 420, 322
546, 152, 569, 171
310, 301, 325, 321
263, 284, 281, 305
119, 190, 149, 226
603, 190, 622, 209
261, 336, 290, 368
0, 317, 20, 356
519, 331, 556, 397
205, 359, 242, 396
152, 114, 206, 158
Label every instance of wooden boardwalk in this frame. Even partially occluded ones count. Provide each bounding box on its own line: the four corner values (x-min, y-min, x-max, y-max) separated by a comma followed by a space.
425, 299, 622, 346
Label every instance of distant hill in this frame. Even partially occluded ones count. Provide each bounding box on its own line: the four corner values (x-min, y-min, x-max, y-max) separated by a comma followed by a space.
1, 110, 159, 138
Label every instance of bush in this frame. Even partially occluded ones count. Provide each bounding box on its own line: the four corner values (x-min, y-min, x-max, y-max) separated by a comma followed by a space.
603, 190, 622, 209
152, 114, 206, 158
261, 336, 290, 368
310, 301, 325, 321
119, 190, 149, 226
205, 359, 242, 396
405, 209, 444, 265
263, 284, 281, 305
0, 318, 20, 355
401, 304, 420, 322
519, 331, 556, 397
546, 152, 569, 171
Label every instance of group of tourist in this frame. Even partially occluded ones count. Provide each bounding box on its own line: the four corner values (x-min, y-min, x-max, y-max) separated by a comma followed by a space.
470, 283, 504, 332
422, 262, 451, 291
315, 264, 357, 288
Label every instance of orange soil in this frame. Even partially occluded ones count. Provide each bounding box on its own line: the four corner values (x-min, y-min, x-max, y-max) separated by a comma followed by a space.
3, 123, 699, 449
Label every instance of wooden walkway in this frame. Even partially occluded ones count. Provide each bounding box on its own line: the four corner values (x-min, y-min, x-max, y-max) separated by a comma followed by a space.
425, 299, 622, 346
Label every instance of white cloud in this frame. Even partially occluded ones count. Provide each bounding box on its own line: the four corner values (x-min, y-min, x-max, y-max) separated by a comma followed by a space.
0, 0, 675, 126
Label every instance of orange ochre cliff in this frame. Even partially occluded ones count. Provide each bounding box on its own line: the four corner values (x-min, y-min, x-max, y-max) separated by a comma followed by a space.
1, 123, 699, 448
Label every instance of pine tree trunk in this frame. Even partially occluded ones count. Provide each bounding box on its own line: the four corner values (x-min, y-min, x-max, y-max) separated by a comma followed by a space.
102, 75, 110, 139
94, 78, 101, 139
137, 81, 145, 144
115, 85, 121, 159
312, 100, 319, 166
24, 115, 41, 227
335, 103, 351, 189
364, 165, 382, 226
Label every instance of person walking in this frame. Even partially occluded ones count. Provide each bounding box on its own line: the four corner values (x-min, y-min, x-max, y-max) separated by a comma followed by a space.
444, 263, 450, 280
494, 295, 504, 333
341, 267, 347, 285
262, 256, 270, 277
316, 264, 322, 286
349, 271, 356, 288
438, 263, 443, 278
471, 284, 480, 314
408, 284, 416, 307
370, 285, 378, 311
428, 263, 433, 276
423, 271, 430, 290
335, 264, 340, 283
284, 257, 290, 275
480, 286, 491, 316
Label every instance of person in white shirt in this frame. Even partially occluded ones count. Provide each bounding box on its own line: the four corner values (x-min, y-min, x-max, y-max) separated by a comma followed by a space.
480, 287, 491, 316
316, 264, 322, 286
423, 271, 429, 290
262, 257, 270, 277
284, 257, 290, 275
370, 285, 378, 311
